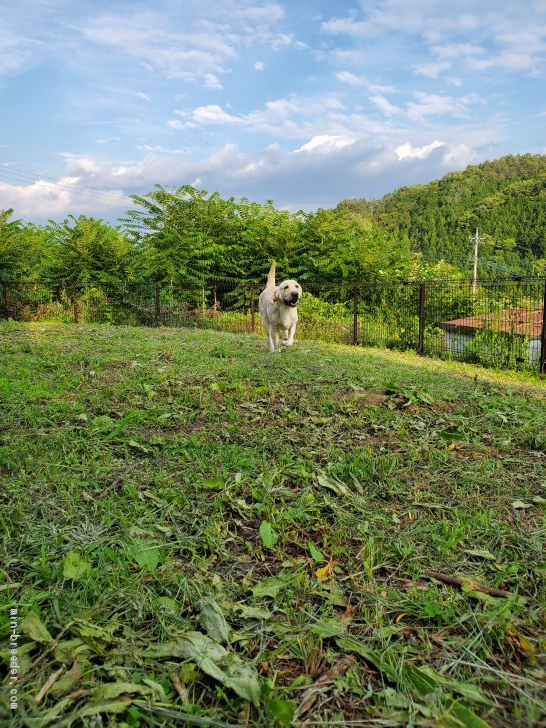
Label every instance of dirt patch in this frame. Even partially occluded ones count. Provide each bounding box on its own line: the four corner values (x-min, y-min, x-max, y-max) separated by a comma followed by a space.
334, 390, 390, 407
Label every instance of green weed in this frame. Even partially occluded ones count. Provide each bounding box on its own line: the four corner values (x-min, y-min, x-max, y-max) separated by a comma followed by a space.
0, 322, 545, 726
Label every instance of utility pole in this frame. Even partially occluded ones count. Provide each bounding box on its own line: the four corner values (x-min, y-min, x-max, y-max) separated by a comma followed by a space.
471, 228, 485, 295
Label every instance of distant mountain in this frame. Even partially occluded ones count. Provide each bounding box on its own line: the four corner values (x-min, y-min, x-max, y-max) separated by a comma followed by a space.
337, 154, 546, 273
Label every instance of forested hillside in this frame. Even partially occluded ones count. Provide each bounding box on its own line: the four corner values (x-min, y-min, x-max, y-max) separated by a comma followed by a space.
337, 154, 546, 275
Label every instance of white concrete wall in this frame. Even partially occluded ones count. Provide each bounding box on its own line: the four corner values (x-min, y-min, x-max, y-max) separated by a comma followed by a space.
443, 331, 542, 363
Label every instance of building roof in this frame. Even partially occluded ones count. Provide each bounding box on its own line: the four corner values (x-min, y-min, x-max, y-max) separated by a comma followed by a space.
439, 308, 543, 338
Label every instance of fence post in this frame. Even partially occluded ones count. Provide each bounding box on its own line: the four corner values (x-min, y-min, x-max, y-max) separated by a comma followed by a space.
154, 284, 161, 327
250, 286, 255, 332
539, 281, 546, 374
417, 282, 426, 355
353, 287, 359, 345
2, 283, 8, 319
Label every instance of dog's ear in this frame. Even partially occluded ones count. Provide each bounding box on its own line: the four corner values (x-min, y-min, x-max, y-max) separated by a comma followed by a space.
270, 287, 280, 305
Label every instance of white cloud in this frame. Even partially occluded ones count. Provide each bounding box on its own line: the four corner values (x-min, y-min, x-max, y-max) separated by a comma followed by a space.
471, 27, 546, 72
406, 92, 477, 120
254, 61, 265, 71
321, 3, 440, 38
234, 94, 356, 139
321, 15, 371, 37
0, 134, 498, 223
172, 105, 240, 127
204, 73, 223, 89
167, 119, 186, 130
136, 144, 189, 155
440, 143, 483, 168
432, 42, 486, 60
80, 15, 235, 79
164, 85, 484, 158
368, 82, 396, 94
295, 134, 356, 153
0, 175, 129, 220
396, 140, 445, 160
321, 3, 546, 80
0, 31, 33, 75
228, 3, 284, 24
192, 104, 239, 124
370, 95, 400, 116
68, 3, 296, 92
135, 91, 151, 101
60, 154, 103, 176
270, 33, 295, 50
413, 61, 451, 78
321, 3, 526, 40
336, 70, 364, 86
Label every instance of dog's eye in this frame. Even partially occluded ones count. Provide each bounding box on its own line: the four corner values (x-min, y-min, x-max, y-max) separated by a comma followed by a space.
283, 285, 288, 289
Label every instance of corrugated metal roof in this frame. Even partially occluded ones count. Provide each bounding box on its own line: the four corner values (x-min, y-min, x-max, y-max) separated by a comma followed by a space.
439, 308, 543, 338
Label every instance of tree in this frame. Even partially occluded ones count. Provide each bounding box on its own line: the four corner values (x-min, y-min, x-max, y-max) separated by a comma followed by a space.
45, 215, 134, 289
234, 198, 301, 282
123, 185, 239, 284
297, 208, 408, 284
0, 209, 25, 282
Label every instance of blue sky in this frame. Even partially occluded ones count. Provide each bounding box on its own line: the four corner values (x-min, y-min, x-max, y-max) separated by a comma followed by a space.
1, 0, 545, 223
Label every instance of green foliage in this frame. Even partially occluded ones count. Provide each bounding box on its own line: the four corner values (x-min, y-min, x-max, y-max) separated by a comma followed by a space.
3, 154, 546, 312
0, 209, 24, 282
234, 197, 302, 281
338, 153, 546, 274
298, 291, 351, 320
297, 207, 409, 282
1, 323, 545, 725
0, 210, 50, 283
460, 327, 533, 368
44, 214, 133, 289
2, 184, 405, 291
123, 185, 239, 284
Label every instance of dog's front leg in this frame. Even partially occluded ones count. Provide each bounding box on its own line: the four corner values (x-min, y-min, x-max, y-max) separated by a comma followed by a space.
283, 323, 296, 346
270, 327, 281, 352
263, 320, 278, 352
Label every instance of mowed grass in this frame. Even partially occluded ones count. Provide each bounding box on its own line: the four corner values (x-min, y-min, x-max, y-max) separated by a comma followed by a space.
0, 321, 545, 727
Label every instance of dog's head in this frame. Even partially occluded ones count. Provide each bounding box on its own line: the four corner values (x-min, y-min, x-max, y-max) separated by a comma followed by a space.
271, 280, 302, 307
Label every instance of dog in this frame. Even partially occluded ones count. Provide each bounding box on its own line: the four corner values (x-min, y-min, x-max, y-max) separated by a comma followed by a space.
258, 261, 302, 353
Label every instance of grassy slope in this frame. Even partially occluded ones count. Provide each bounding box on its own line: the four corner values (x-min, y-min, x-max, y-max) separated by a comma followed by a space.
1, 322, 545, 727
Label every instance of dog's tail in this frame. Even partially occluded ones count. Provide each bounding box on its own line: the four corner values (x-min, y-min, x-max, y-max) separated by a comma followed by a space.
267, 260, 276, 287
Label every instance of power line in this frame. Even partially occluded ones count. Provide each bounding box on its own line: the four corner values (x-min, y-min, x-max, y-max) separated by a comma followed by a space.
0, 164, 133, 206
0, 166, 130, 205
0, 163, 130, 201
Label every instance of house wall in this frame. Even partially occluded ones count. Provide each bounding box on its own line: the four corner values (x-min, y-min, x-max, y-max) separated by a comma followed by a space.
529, 337, 542, 363
443, 332, 542, 363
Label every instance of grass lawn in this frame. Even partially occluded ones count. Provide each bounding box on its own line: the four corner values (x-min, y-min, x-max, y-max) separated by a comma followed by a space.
1, 321, 545, 727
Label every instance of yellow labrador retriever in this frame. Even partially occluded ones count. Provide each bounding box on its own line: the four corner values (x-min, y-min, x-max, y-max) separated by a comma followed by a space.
258, 261, 302, 353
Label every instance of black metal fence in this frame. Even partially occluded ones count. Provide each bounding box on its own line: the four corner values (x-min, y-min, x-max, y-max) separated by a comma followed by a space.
2, 278, 545, 374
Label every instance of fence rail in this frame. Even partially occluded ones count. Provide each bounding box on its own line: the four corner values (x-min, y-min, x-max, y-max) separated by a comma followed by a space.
2, 278, 545, 374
